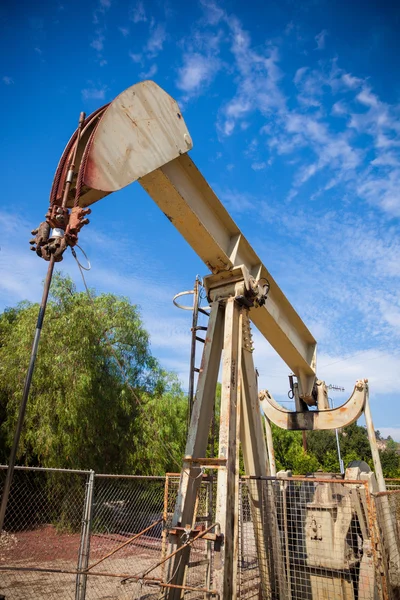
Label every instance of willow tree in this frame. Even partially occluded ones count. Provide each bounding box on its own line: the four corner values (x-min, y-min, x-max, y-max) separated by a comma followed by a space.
0, 273, 187, 474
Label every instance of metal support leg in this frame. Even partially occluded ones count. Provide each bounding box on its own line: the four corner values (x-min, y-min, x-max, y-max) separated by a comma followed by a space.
214, 297, 241, 600
364, 389, 400, 582
167, 301, 224, 599
240, 324, 286, 599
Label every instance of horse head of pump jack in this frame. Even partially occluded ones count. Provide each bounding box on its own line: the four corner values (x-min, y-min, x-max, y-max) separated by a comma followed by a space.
31, 79, 367, 430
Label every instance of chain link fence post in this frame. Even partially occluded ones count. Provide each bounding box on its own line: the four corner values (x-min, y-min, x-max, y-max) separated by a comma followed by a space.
75, 470, 95, 600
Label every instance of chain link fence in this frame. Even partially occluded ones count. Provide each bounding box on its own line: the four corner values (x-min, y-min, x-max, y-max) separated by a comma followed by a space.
1, 467, 400, 599
373, 489, 400, 599
0, 466, 89, 600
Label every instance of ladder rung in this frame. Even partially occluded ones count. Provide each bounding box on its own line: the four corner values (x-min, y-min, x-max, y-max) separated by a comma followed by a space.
196, 336, 205, 343
188, 559, 210, 568
194, 325, 208, 331
186, 457, 227, 466
198, 308, 210, 316
194, 367, 200, 373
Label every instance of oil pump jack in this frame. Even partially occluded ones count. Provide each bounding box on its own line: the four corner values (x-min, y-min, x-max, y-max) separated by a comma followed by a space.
6, 80, 399, 598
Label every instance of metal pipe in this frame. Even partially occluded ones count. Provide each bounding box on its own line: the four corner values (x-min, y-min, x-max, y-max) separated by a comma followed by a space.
330, 398, 344, 474
0, 255, 55, 531
87, 518, 163, 571
0, 111, 86, 532
0, 465, 91, 475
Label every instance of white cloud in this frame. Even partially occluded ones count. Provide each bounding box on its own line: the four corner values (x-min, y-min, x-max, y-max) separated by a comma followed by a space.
90, 30, 105, 52
315, 29, 327, 50
129, 52, 142, 63
219, 21, 285, 134
251, 162, 268, 171
199, 0, 224, 25
130, 1, 147, 24
177, 53, 220, 95
357, 87, 379, 108
341, 72, 363, 89
294, 66, 308, 84
92, 0, 112, 24
2, 76, 14, 85
119, 26, 129, 37
140, 64, 157, 79
146, 22, 167, 58
217, 189, 254, 213
81, 84, 107, 101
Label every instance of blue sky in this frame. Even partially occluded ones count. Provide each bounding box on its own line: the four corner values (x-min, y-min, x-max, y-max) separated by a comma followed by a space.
1, 0, 400, 439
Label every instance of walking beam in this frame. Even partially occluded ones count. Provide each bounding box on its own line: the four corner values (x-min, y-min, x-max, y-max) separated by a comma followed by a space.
62, 81, 317, 399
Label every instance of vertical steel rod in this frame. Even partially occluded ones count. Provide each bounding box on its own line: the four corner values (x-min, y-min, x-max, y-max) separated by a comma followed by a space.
0, 256, 55, 531
330, 398, 344, 474
0, 111, 85, 532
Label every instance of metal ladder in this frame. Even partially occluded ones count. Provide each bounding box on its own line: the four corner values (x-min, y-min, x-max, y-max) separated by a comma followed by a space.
173, 276, 210, 425
172, 277, 214, 597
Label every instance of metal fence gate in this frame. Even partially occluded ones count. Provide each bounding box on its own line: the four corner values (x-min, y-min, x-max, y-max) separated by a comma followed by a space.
1, 467, 400, 599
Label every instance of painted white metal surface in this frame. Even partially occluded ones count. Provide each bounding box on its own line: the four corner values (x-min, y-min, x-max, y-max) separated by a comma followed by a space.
140, 157, 317, 397
83, 80, 193, 192
259, 380, 367, 430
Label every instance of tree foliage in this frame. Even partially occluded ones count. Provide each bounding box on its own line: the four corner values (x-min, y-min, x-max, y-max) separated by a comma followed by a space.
0, 273, 187, 474
270, 421, 400, 477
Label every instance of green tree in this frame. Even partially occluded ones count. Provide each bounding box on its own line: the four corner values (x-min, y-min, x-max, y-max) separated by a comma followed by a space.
380, 449, 400, 478
0, 273, 186, 474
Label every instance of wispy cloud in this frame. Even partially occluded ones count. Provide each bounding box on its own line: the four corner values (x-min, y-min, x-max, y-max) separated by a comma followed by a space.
93, 0, 112, 24
90, 30, 105, 52
140, 64, 158, 79
177, 53, 220, 97
2, 76, 14, 85
221, 22, 285, 135
91, 0, 113, 64
81, 83, 108, 101
130, 1, 147, 24
129, 52, 142, 63
145, 22, 167, 58
128, 19, 167, 66
315, 29, 327, 50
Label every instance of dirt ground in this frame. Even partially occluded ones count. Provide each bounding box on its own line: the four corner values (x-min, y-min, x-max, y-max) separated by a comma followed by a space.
0, 526, 210, 599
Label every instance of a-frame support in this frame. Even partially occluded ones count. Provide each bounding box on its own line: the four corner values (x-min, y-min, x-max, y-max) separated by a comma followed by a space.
166, 272, 281, 600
